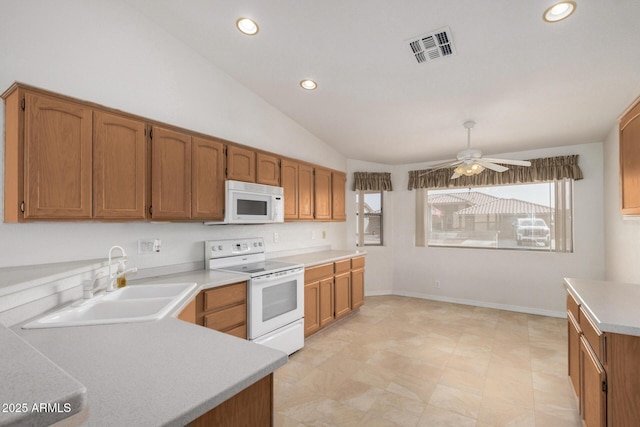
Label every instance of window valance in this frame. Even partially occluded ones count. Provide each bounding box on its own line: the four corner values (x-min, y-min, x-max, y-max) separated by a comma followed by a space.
353, 172, 393, 191
408, 155, 583, 190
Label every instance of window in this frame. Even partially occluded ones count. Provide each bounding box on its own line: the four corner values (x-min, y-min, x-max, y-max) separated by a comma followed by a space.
356, 190, 383, 246
419, 180, 573, 252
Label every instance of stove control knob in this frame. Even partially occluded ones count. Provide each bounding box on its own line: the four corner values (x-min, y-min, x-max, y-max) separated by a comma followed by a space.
253, 242, 258, 247
218, 245, 223, 251
259, 242, 263, 246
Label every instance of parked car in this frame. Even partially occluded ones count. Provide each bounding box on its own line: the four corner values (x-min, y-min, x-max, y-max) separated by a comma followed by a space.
514, 218, 550, 246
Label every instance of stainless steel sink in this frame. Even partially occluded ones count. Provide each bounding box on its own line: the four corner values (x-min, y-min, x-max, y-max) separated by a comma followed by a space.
22, 283, 197, 329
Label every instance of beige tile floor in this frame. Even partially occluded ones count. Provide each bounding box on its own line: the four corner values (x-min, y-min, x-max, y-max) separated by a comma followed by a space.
274, 295, 581, 426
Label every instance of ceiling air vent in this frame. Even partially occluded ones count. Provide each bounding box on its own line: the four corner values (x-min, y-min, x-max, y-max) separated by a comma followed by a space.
406, 26, 456, 64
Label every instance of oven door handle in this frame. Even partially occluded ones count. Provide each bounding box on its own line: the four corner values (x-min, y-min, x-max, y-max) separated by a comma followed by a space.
252, 268, 303, 284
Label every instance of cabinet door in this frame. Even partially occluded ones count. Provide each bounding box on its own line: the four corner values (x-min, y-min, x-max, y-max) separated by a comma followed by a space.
281, 159, 299, 219
332, 171, 346, 221
580, 336, 607, 427
192, 136, 225, 220
256, 153, 280, 186
304, 282, 320, 336
319, 278, 335, 327
298, 164, 314, 220
24, 92, 92, 219
314, 168, 332, 220
620, 99, 640, 214
93, 111, 147, 219
567, 311, 581, 399
151, 126, 191, 219
227, 145, 256, 182
334, 272, 351, 319
351, 267, 365, 310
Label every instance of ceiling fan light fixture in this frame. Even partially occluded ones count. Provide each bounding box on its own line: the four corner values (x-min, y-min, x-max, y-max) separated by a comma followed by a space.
454, 162, 484, 176
543, 2, 576, 23
236, 18, 259, 35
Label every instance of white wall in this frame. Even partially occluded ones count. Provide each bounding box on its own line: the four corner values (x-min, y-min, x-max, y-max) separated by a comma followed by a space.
346, 159, 398, 295
351, 143, 604, 316
603, 126, 640, 282
0, 0, 347, 269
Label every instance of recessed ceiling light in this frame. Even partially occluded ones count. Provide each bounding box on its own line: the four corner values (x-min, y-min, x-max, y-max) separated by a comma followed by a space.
543, 1, 577, 23
300, 80, 317, 90
236, 18, 259, 35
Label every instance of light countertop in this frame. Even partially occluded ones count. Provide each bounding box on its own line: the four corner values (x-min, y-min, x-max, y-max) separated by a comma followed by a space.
0, 325, 87, 427
272, 249, 366, 267
564, 277, 640, 336
14, 318, 286, 427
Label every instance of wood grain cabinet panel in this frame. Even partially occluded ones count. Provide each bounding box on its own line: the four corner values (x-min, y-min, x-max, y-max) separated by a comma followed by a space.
568, 311, 581, 399
150, 126, 191, 220
304, 282, 320, 337
281, 159, 299, 220
24, 92, 93, 219
298, 164, 315, 220
319, 278, 335, 328
334, 271, 351, 319
580, 336, 607, 427
191, 136, 225, 221
332, 171, 346, 221
93, 111, 147, 219
197, 282, 247, 339
351, 266, 365, 310
620, 97, 640, 215
314, 168, 332, 220
256, 152, 280, 186
227, 145, 256, 182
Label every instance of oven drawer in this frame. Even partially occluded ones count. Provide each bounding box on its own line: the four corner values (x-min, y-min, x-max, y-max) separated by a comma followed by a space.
204, 303, 247, 332
305, 263, 333, 283
204, 282, 246, 312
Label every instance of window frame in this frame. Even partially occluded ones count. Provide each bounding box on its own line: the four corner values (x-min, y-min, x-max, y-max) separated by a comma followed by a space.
419, 180, 574, 253
356, 190, 384, 247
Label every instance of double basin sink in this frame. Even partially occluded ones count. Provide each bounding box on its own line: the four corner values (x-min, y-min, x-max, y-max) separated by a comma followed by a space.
23, 282, 197, 329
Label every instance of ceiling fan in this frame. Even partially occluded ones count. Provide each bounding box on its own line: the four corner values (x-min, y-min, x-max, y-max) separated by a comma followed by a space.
424, 121, 531, 179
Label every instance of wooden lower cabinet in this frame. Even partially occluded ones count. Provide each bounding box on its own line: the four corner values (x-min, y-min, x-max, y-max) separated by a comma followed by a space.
196, 282, 247, 339
190, 373, 273, 427
580, 336, 606, 427
567, 291, 640, 426
304, 256, 365, 337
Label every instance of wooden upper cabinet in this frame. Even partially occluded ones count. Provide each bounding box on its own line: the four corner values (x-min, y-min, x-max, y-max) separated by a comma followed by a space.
192, 136, 225, 220
281, 159, 299, 220
23, 92, 93, 219
620, 97, 640, 215
93, 111, 147, 219
332, 171, 346, 221
150, 126, 192, 219
256, 152, 280, 186
227, 145, 256, 182
314, 168, 332, 220
298, 163, 315, 220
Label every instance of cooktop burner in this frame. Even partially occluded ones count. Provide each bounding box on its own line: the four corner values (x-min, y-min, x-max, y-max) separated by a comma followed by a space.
216, 260, 299, 275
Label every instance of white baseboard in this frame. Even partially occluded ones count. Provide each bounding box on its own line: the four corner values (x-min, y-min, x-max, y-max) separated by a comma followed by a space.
365, 290, 565, 318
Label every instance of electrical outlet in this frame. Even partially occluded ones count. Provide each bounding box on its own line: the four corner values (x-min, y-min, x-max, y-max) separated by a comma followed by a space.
138, 239, 161, 254
273, 232, 280, 243
435, 280, 441, 289
322, 230, 326, 239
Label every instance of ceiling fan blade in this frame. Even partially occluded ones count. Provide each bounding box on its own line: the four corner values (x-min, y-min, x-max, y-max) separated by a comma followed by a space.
450, 171, 461, 179
482, 158, 532, 167
476, 160, 508, 173
419, 160, 463, 176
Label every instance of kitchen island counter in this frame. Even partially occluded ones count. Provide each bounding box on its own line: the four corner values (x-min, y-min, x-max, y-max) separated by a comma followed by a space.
13, 316, 286, 426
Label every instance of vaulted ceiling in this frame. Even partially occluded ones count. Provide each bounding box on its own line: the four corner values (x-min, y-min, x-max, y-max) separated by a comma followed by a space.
123, 0, 640, 164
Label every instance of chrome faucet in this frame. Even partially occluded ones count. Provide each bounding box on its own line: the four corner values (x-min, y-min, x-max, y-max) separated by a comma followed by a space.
108, 245, 127, 292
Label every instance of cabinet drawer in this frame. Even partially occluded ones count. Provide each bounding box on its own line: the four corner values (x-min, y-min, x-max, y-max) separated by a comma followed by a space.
334, 259, 350, 274
352, 256, 365, 269
204, 303, 246, 331
204, 282, 246, 312
579, 306, 604, 361
305, 263, 333, 283
225, 324, 247, 339
566, 292, 580, 322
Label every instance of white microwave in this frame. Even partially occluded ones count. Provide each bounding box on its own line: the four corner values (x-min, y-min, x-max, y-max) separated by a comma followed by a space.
207, 180, 284, 224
